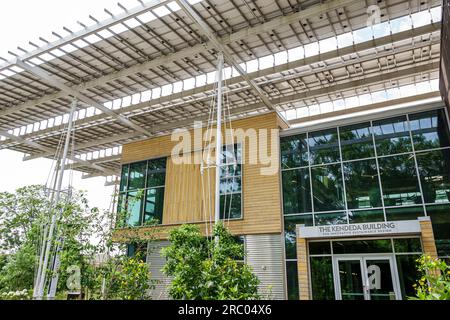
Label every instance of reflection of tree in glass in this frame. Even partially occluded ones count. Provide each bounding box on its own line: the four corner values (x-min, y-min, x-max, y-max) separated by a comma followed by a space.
379, 154, 421, 206
310, 257, 335, 300
339, 123, 374, 160
311, 165, 345, 211
417, 149, 450, 203
308, 129, 340, 164
282, 169, 311, 214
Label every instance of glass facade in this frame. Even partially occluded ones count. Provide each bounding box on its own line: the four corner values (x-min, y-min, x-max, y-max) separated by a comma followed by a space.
219, 144, 243, 219
307, 238, 422, 300
281, 108, 450, 299
119, 157, 166, 226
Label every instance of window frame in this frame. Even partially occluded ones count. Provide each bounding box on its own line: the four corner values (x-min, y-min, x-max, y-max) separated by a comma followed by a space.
118, 157, 167, 227
219, 143, 244, 220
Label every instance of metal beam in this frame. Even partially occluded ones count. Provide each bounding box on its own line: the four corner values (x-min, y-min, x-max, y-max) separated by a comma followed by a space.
0, 129, 114, 175
176, 0, 289, 125
288, 91, 441, 125
3, 56, 440, 153
82, 90, 442, 177
0, 21, 439, 143
15, 58, 152, 137
0, 0, 171, 72
61, 154, 121, 170
24, 131, 137, 161
0, 18, 440, 129
0, 0, 364, 119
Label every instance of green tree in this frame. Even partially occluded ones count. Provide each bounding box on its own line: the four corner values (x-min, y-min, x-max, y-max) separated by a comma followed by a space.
103, 253, 153, 300
410, 255, 450, 300
162, 222, 260, 300
0, 185, 105, 297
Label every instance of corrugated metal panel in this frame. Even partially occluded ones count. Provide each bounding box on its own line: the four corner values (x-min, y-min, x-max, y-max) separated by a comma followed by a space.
146, 241, 171, 300
245, 234, 286, 300
146, 235, 286, 300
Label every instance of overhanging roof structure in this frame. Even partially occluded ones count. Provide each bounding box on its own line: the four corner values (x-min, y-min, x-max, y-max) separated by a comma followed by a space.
0, 0, 443, 183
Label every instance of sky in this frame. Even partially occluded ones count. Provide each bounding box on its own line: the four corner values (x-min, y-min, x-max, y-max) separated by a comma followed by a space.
0, 0, 146, 210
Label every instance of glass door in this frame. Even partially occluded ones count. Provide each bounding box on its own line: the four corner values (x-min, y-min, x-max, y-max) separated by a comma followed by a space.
363, 257, 399, 300
333, 256, 400, 300
336, 258, 365, 300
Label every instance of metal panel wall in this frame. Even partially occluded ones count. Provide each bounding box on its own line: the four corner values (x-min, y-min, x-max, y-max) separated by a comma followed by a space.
146, 241, 171, 300
245, 234, 286, 300
146, 235, 286, 300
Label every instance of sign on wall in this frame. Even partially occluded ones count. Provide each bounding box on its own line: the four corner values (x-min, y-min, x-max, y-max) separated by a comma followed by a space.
297, 220, 421, 239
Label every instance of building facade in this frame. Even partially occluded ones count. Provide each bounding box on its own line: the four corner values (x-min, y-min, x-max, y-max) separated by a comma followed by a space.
115, 101, 450, 300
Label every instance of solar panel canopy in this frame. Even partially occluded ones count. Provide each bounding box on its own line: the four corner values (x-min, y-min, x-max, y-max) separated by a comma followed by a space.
0, 0, 443, 183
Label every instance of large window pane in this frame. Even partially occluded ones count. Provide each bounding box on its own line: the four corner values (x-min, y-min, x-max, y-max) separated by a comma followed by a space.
312, 164, 345, 212
220, 144, 242, 177
310, 257, 335, 300
426, 204, 450, 257
378, 154, 422, 206
286, 261, 299, 300
385, 205, 424, 221
394, 238, 422, 253
284, 215, 313, 259
373, 116, 412, 155
128, 161, 146, 190
119, 164, 129, 192
348, 209, 384, 223
344, 159, 381, 209
220, 193, 241, 219
396, 255, 421, 298
409, 109, 450, 150
416, 149, 450, 204
126, 242, 147, 261
315, 211, 346, 225
308, 128, 340, 164
340, 122, 374, 160
281, 134, 308, 169
220, 163, 241, 178
147, 158, 166, 187
332, 239, 392, 254
143, 187, 164, 224
309, 241, 331, 255
117, 193, 126, 227
219, 177, 241, 194
125, 190, 143, 226
219, 145, 242, 220
282, 168, 312, 214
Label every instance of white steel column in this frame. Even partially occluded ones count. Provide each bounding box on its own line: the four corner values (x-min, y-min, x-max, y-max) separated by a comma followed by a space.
214, 52, 224, 235
34, 99, 77, 299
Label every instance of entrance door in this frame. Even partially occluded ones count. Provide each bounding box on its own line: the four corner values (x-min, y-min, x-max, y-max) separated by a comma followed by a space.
333, 256, 400, 300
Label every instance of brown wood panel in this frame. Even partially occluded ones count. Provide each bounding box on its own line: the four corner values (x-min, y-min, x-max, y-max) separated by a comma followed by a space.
115, 112, 285, 240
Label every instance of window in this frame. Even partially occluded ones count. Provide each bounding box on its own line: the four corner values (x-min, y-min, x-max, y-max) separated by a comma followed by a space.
339, 122, 374, 160
279, 110, 450, 300
373, 116, 412, 156
310, 257, 335, 300
284, 214, 313, 259
343, 159, 381, 209
118, 157, 166, 226
378, 154, 422, 207
308, 128, 340, 164
219, 144, 242, 219
126, 242, 147, 261
311, 164, 345, 212
282, 168, 312, 214
409, 109, 450, 150
280, 134, 308, 169
416, 149, 450, 204
426, 203, 450, 257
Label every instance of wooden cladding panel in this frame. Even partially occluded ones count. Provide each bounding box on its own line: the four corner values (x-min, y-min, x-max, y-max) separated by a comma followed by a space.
117, 112, 284, 238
